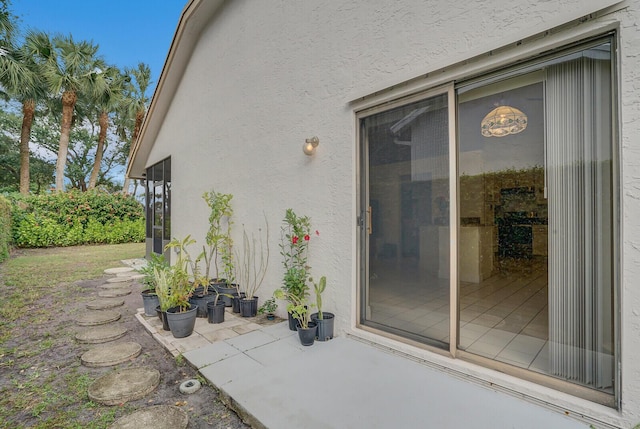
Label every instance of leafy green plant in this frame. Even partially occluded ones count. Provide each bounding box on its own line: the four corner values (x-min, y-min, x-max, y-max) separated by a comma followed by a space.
164, 235, 199, 311
258, 297, 278, 315
280, 209, 317, 306
274, 288, 315, 329
8, 190, 144, 248
137, 253, 168, 291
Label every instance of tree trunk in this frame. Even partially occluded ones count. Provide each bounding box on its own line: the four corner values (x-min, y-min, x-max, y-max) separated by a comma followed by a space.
55, 90, 77, 192
88, 110, 108, 189
122, 108, 145, 195
19, 99, 35, 195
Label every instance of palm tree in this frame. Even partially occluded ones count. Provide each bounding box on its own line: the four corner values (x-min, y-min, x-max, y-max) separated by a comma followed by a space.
0, 30, 50, 195
38, 34, 105, 191
121, 62, 151, 195
87, 65, 126, 189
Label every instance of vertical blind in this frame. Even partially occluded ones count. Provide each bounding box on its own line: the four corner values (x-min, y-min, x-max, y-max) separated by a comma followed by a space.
546, 51, 614, 389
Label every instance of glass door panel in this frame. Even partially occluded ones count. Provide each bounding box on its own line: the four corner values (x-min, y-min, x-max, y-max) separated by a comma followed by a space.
361, 92, 450, 348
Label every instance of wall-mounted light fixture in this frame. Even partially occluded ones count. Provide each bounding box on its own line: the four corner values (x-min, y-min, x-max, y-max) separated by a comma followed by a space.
480, 105, 528, 137
303, 136, 320, 156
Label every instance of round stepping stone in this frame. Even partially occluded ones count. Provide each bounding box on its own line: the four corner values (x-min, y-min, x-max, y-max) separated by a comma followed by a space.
129, 273, 145, 281
75, 325, 128, 344
76, 310, 121, 326
81, 342, 142, 367
88, 367, 160, 406
98, 288, 131, 298
100, 282, 132, 290
87, 298, 125, 310
109, 405, 188, 429
106, 277, 132, 284
104, 267, 135, 275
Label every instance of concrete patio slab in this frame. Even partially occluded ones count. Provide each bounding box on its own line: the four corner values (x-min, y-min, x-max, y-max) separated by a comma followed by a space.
225, 330, 277, 352
219, 337, 588, 429
183, 341, 242, 369
199, 353, 263, 387
244, 337, 306, 367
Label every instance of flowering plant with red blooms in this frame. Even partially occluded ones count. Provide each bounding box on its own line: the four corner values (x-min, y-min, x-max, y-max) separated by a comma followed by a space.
280, 209, 318, 301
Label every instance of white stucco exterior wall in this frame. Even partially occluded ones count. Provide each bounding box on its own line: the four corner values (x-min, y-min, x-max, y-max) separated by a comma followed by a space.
143, 0, 640, 426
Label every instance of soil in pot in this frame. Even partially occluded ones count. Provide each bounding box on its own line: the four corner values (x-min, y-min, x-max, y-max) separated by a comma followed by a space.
231, 292, 246, 313
166, 305, 198, 338
311, 312, 335, 341
207, 301, 226, 324
296, 321, 317, 346
141, 290, 160, 317
239, 297, 258, 318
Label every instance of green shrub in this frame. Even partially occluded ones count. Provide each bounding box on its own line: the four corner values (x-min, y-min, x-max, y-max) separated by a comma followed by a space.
0, 195, 11, 261
8, 190, 145, 248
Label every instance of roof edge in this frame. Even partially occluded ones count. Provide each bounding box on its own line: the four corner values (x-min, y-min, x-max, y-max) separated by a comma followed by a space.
126, 0, 225, 179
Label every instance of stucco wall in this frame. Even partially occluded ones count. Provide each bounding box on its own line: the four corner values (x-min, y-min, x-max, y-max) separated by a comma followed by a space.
144, 0, 640, 426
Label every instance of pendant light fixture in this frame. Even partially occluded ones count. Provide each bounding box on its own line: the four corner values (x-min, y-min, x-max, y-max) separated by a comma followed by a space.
480, 105, 528, 137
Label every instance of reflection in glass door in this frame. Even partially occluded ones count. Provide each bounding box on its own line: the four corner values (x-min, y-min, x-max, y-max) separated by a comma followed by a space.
360, 91, 451, 348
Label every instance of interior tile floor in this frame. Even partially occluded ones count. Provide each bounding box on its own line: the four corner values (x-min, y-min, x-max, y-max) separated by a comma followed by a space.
368, 257, 549, 374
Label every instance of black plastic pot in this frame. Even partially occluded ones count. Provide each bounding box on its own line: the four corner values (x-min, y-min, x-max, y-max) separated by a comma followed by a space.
166, 305, 198, 338
217, 284, 237, 307
156, 305, 170, 331
287, 311, 297, 331
239, 296, 258, 317
296, 321, 317, 346
207, 301, 226, 324
190, 290, 219, 318
142, 290, 160, 317
310, 312, 335, 341
231, 292, 246, 313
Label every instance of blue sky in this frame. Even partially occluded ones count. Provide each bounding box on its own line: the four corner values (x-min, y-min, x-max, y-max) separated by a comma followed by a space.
10, 0, 186, 94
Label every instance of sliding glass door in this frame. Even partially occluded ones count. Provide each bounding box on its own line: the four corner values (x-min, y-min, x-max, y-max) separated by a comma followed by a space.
360, 89, 452, 348
359, 37, 617, 398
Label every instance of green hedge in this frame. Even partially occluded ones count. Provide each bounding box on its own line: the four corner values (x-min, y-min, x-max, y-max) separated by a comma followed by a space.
8, 190, 145, 248
0, 195, 11, 261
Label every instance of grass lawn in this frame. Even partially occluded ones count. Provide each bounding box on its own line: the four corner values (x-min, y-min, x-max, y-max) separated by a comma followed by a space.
0, 243, 145, 428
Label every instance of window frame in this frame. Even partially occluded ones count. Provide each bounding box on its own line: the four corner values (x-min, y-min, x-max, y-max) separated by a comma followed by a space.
355, 32, 619, 407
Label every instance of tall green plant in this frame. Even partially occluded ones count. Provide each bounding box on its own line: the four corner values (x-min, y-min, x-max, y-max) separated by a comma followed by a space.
235, 217, 269, 299
164, 235, 199, 311
202, 189, 233, 283
313, 276, 327, 320
280, 209, 313, 302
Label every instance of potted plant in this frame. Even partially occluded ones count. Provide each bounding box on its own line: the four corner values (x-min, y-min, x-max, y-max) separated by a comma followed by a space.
258, 297, 278, 320
280, 209, 317, 330
202, 189, 236, 305
310, 276, 334, 341
206, 289, 230, 324
163, 236, 198, 338
235, 218, 269, 317
153, 265, 173, 331
138, 253, 166, 317
274, 288, 316, 346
